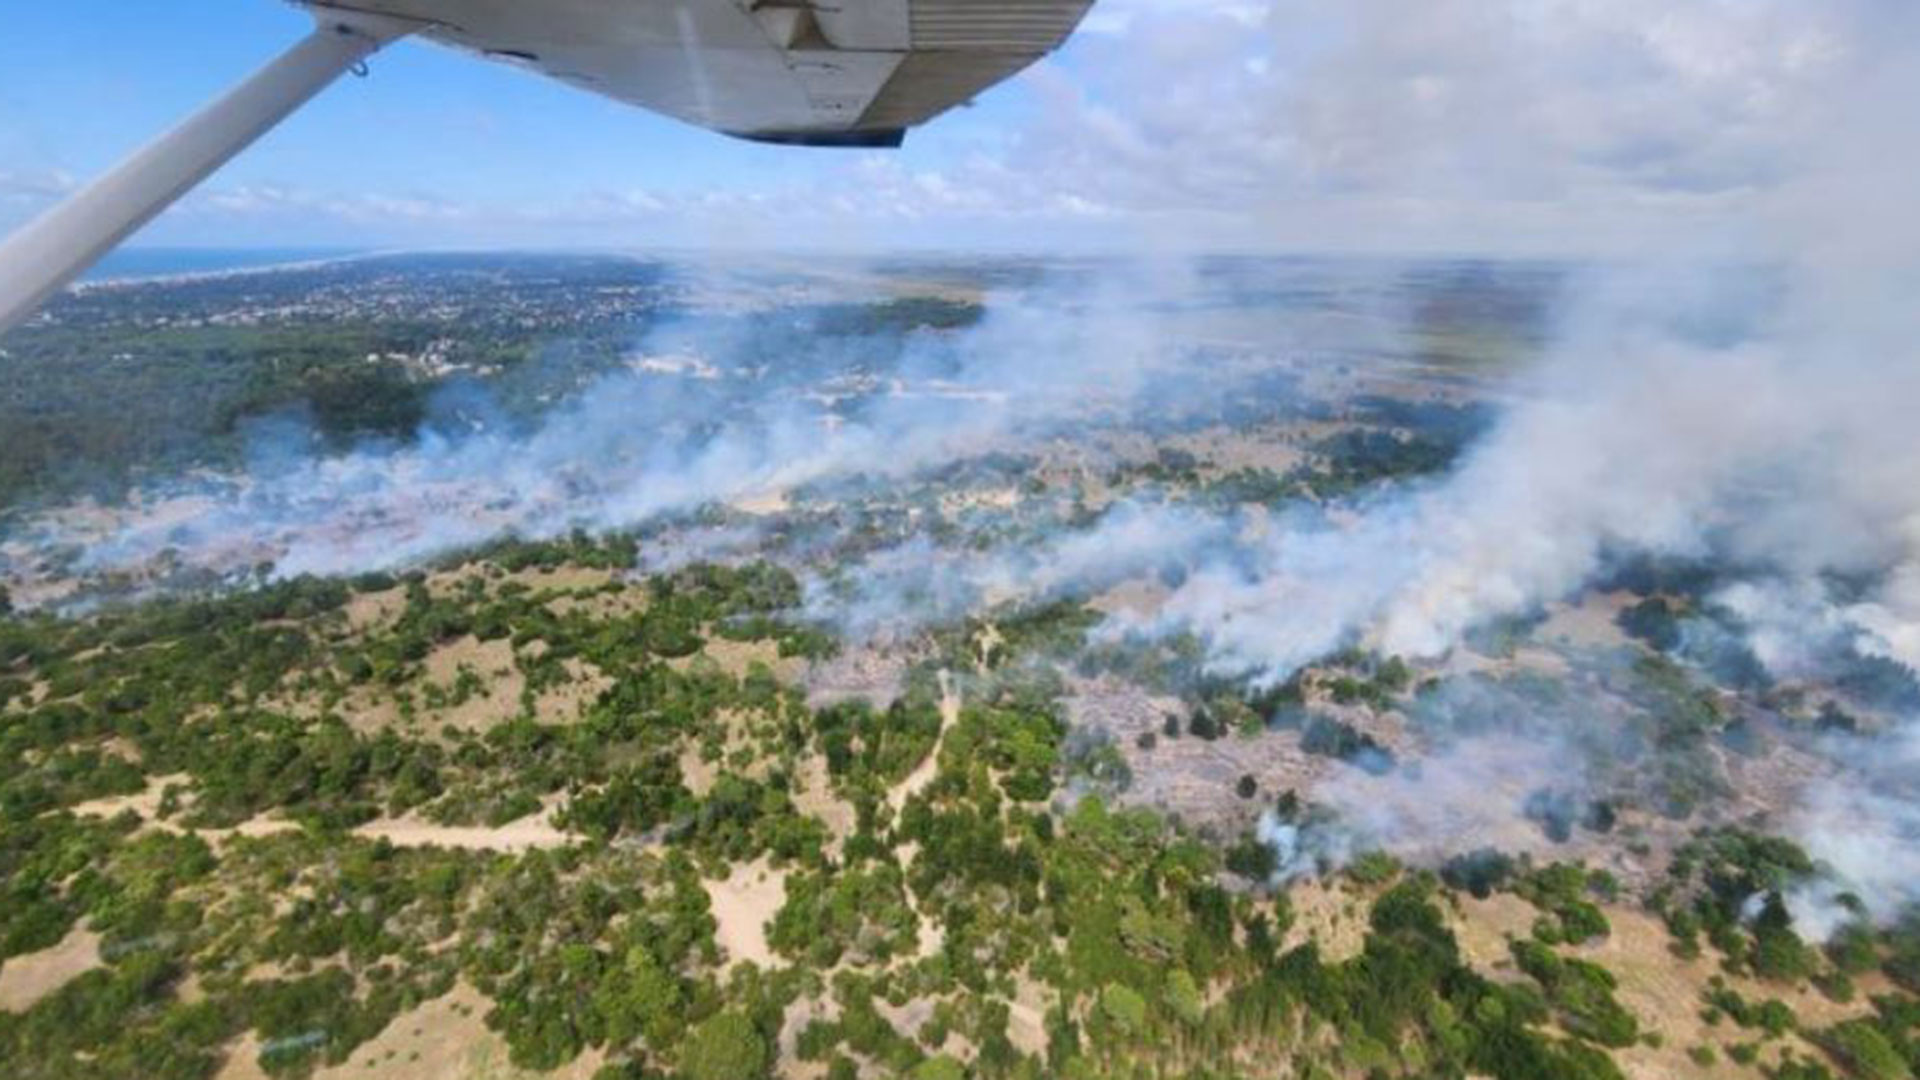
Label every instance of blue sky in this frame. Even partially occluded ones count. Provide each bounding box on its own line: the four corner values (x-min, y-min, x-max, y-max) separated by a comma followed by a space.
0, 1, 1871, 255
0, 0, 1076, 250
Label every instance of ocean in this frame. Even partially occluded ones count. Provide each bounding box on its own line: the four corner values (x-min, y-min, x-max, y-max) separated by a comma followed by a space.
80, 247, 365, 283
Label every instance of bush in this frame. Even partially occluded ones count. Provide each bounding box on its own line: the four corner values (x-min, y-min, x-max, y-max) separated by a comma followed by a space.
681, 1011, 768, 1080
1818, 1020, 1911, 1080
1101, 984, 1149, 1035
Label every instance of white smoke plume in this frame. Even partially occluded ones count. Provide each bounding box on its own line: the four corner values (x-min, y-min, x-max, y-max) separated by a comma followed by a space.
1067, 0, 1920, 689
7, 0, 1920, 937
803, 499, 1236, 637
3, 261, 1217, 599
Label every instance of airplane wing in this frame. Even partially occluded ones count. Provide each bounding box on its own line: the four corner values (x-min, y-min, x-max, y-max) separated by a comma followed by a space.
0, 0, 1095, 332
321, 0, 1096, 148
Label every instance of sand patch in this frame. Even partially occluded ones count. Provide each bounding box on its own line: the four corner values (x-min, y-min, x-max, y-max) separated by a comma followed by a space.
1538, 591, 1636, 652
343, 586, 407, 634
356, 800, 578, 854
679, 742, 720, 798
1575, 905, 1874, 1080
791, 752, 856, 856
873, 995, 938, 1042
1281, 878, 1368, 963
326, 685, 405, 734
544, 585, 648, 619
683, 637, 802, 683
1448, 895, 1879, 1079
776, 995, 840, 1080
69, 772, 299, 843
705, 858, 788, 971
505, 566, 618, 593
1449, 892, 1538, 977
1006, 972, 1052, 1057
216, 983, 603, 1080
420, 636, 523, 732
938, 487, 1021, 515
0, 923, 102, 1012
69, 772, 184, 821
804, 646, 907, 709
1089, 578, 1174, 621
531, 658, 613, 725
732, 490, 792, 516
212, 1033, 272, 1080
908, 887, 946, 962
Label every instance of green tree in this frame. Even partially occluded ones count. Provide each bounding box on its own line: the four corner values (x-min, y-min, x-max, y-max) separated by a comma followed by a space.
1163, 968, 1205, 1027
911, 1055, 966, 1080
596, 946, 683, 1052
681, 1011, 768, 1080
1819, 1020, 1910, 1080
1100, 984, 1149, 1035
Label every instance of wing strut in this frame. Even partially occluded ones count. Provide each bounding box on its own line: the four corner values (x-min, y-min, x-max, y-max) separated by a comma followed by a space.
0, 9, 417, 333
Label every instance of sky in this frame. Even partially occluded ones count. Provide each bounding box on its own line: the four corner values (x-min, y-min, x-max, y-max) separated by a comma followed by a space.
0, 0, 1887, 255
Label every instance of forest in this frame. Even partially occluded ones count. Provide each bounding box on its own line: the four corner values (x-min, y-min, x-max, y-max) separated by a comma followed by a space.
1, 531, 1918, 1080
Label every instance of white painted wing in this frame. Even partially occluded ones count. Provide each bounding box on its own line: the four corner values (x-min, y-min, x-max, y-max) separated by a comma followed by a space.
301, 0, 1096, 145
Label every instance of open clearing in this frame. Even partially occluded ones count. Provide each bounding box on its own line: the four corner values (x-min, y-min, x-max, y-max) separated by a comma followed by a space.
0, 924, 102, 1012
705, 857, 788, 971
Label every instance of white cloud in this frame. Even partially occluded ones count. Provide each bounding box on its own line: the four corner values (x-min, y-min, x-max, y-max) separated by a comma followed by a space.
0, 167, 76, 202
14, 0, 1904, 254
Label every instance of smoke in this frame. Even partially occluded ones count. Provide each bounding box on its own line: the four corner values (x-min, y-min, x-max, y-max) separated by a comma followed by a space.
1140, 256, 1920, 684
1233, 6, 1920, 928
3, 260, 1226, 601
802, 499, 1236, 637
7, 0, 1920, 940
1785, 716, 1920, 938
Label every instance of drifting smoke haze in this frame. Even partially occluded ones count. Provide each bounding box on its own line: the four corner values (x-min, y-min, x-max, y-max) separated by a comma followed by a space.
804, 500, 1239, 638
7, 262, 1204, 593
1261, 737, 1581, 884
6, 0, 1920, 936
1087, 1, 1920, 924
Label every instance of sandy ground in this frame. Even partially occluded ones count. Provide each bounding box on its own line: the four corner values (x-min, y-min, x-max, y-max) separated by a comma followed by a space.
681, 637, 803, 683
68, 773, 182, 821
872, 994, 976, 1064
705, 857, 788, 971
776, 996, 839, 1080
532, 658, 614, 725
1449, 892, 1538, 978
353, 816, 577, 853
1577, 905, 1878, 1080
69, 774, 301, 843
506, 567, 618, 593
1088, 578, 1175, 621
791, 751, 857, 856
422, 636, 522, 732
355, 796, 579, 853
938, 488, 1021, 516
72, 764, 576, 849
213, 983, 604, 1080
1005, 972, 1053, 1057
329, 638, 606, 737
1282, 878, 1370, 963
732, 490, 793, 516
1450, 896, 1883, 1080
543, 586, 649, 620
1536, 591, 1636, 652
73, 771, 579, 853
679, 742, 720, 798
803, 645, 908, 709
0, 924, 102, 1012
343, 586, 407, 634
